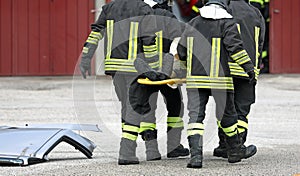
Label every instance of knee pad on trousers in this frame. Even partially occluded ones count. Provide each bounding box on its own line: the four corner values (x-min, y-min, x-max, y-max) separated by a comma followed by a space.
141, 129, 157, 141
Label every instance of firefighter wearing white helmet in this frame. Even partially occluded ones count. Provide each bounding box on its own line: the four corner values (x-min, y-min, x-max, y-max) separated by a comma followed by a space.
177, 0, 257, 168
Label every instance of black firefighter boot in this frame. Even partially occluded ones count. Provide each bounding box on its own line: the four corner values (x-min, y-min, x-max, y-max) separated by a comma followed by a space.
167, 128, 189, 158
118, 138, 139, 165
143, 130, 161, 161
187, 134, 203, 168
226, 134, 257, 163
213, 127, 228, 158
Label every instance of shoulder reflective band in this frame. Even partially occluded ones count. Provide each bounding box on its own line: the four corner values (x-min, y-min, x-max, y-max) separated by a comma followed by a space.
106, 20, 114, 60
128, 22, 139, 60
210, 38, 221, 77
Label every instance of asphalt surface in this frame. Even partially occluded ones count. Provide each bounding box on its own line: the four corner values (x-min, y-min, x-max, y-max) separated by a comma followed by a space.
0, 74, 300, 176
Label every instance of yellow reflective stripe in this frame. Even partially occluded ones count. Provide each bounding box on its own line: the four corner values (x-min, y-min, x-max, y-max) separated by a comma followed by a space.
105, 59, 159, 72
237, 120, 248, 129
229, 62, 260, 79
144, 51, 158, 58
167, 117, 182, 123
128, 22, 139, 60
82, 47, 89, 54
168, 122, 184, 128
186, 76, 234, 90
86, 39, 98, 45
222, 124, 238, 137
231, 49, 247, 61
210, 38, 220, 77
156, 31, 163, 69
139, 122, 156, 133
238, 128, 246, 133
255, 26, 260, 67
140, 122, 156, 128
123, 125, 140, 133
250, 0, 264, 6
217, 121, 221, 128
222, 124, 237, 133
262, 51, 267, 59
187, 37, 194, 76
106, 20, 114, 60
192, 5, 199, 13
187, 130, 204, 136
235, 55, 251, 65
236, 23, 241, 34
122, 132, 138, 141
143, 45, 157, 50
122, 123, 125, 129
186, 83, 234, 90
90, 31, 103, 40
186, 76, 233, 82
188, 123, 204, 130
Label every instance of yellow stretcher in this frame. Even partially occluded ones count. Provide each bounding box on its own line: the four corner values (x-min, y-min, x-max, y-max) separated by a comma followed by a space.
137, 78, 186, 85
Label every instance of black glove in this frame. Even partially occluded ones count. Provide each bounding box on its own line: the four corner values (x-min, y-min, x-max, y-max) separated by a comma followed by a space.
80, 57, 92, 79
247, 70, 256, 85
143, 71, 161, 81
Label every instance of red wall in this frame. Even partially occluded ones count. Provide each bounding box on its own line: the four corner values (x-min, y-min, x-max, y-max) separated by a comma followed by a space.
0, 0, 94, 76
270, 0, 300, 73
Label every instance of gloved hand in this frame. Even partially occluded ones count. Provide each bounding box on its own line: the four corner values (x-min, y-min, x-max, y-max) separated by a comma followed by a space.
172, 59, 186, 78
80, 57, 92, 79
79, 31, 102, 79
143, 71, 167, 81
80, 42, 97, 79
247, 70, 256, 85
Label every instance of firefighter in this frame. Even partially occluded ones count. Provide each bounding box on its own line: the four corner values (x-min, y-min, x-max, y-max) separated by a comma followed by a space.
129, 0, 189, 161
213, 0, 265, 158
177, 0, 257, 168
79, 0, 159, 165
250, 0, 269, 73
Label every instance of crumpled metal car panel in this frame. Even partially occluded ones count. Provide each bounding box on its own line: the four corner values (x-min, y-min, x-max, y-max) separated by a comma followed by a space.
0, 125, 98, 166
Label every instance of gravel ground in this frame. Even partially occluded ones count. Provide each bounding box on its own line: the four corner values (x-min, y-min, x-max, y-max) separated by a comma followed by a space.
0, 74, 300, 176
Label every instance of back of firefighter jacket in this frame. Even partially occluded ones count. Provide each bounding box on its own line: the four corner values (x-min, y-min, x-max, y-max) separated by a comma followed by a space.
178, 15, 254, 90
91, 0, 158, 75
228, 0, 265, 79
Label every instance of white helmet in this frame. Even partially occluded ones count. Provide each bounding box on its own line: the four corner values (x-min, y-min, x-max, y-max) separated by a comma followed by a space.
144, 0, 158, 7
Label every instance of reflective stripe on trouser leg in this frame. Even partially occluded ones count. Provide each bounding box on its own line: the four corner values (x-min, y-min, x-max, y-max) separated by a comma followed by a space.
218, 121, 238, 137
187, 123, 204, 137
139, 122, 156, 133
167, 117, 184, 129
122, 124, 140, 141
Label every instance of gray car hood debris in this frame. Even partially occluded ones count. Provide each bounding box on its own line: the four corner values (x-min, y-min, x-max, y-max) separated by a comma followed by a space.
0, 124, 100, 166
